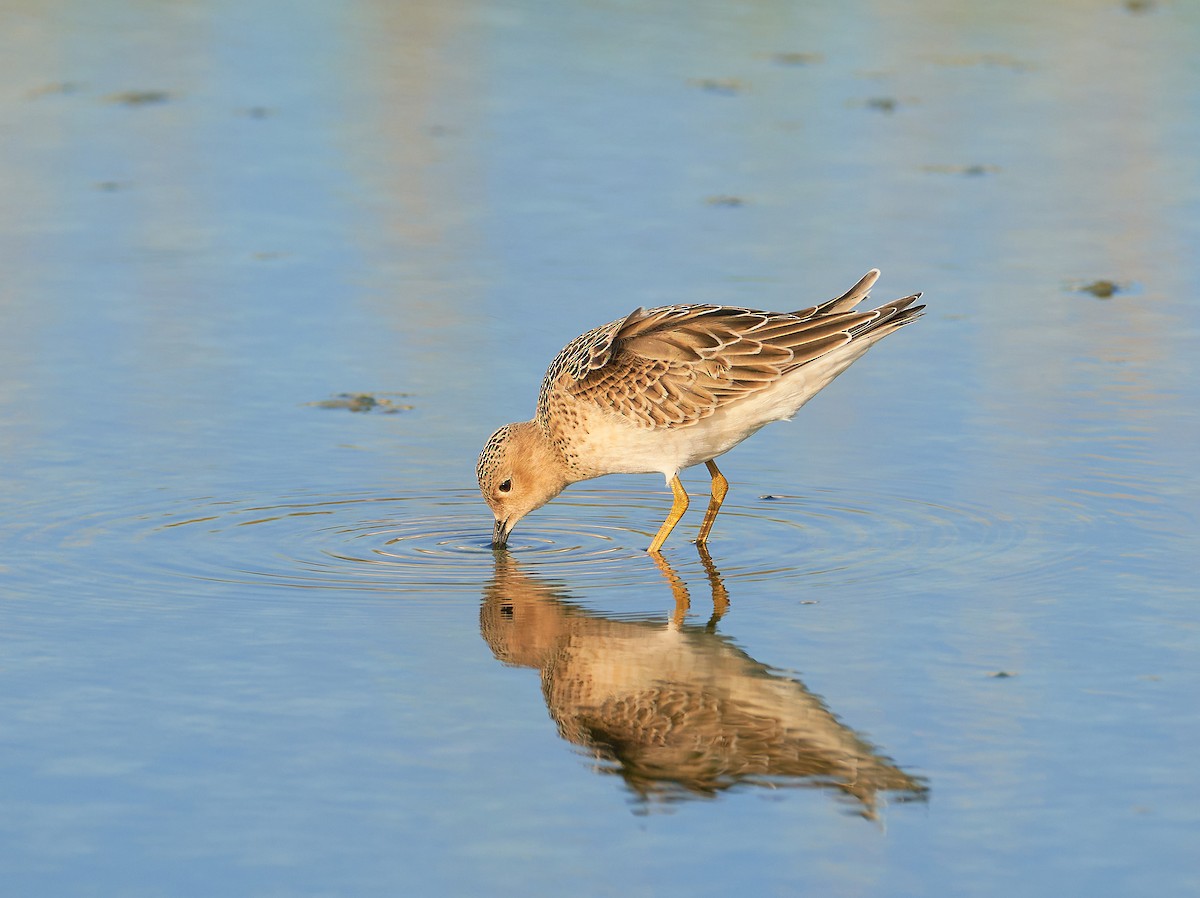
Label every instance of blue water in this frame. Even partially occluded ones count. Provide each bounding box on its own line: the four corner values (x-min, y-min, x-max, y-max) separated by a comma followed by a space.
2, 1, 1198, 895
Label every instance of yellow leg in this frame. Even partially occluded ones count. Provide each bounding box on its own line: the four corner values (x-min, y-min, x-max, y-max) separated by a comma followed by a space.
695, 460, 728, 546
648, 474, 689, 553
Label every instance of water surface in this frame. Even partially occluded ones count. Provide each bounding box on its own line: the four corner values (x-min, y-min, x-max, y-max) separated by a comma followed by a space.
2, 1, 1198, 895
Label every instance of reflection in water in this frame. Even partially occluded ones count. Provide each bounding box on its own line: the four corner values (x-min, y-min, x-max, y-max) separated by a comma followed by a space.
481, 551, 928, 815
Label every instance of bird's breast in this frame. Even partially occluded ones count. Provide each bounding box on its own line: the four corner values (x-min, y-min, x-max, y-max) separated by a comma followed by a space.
547, 391, 782, 480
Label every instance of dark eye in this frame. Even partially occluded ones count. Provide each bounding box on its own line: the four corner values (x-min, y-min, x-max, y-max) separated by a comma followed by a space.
498, 479, 512, 493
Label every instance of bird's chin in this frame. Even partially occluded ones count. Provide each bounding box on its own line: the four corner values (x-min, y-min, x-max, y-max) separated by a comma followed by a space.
491, 518, 511, 550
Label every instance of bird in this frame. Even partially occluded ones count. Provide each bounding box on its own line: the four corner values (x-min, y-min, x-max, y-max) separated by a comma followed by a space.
477, 269, 923, 552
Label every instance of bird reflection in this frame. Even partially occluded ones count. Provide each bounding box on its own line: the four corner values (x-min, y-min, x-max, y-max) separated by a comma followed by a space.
480, 550, 928, 816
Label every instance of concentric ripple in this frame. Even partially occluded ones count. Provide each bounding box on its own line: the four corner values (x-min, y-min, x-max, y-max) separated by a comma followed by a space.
146, 490, 526, 593
4, 481, 1096, 608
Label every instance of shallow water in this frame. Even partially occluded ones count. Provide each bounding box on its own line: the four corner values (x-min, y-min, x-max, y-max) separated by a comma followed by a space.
3, 0, 1199, 895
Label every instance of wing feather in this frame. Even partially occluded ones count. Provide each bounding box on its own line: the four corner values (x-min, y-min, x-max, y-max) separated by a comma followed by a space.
548, 271, 922, 430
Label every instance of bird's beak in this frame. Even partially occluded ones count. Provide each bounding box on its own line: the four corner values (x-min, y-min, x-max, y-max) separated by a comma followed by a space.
491, 518, 510, 550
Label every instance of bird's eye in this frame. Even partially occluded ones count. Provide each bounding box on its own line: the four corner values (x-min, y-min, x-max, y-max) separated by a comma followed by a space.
498, 479, 512, 493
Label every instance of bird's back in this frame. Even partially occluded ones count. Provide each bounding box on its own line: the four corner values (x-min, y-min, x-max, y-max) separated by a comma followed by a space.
533, 271, 923, 479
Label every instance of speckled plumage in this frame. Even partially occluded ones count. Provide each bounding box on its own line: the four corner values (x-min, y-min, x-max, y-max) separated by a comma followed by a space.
478, 269, 924, 550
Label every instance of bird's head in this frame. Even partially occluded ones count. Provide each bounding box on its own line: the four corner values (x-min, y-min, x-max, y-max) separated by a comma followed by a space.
476, 422, 569, 548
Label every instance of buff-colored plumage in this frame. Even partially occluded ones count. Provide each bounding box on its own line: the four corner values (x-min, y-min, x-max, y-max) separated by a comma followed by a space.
478, 269, 923, 551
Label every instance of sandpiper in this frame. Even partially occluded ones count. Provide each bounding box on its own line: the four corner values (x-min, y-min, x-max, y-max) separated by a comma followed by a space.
477, 269, 923, 552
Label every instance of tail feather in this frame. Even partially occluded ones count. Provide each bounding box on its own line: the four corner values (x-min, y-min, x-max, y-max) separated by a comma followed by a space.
850, 293, 925, 338
807, 268, 882, 316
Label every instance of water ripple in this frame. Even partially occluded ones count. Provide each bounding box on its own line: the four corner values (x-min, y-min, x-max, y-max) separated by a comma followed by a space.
4, 483, 1092, 607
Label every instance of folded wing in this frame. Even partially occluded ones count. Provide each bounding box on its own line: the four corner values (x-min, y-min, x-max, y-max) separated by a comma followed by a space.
553, 271, 923, 430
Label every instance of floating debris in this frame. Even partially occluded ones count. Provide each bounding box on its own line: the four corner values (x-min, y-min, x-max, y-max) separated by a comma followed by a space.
689, 78, 746, 96
705, 195, 746, 207
921, 163, 1000, 177
988, 671, 1017, 679
1071, 279, 1123, 299
107, 90, 172, 106
847, 96, 916, 114
308, 392, 414, 414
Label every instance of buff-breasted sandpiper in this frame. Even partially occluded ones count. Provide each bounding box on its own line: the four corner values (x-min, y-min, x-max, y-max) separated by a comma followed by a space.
477, 269, 924, 552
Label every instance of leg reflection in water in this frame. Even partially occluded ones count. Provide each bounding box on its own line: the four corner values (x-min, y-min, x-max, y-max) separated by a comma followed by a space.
480, 550, 928, 817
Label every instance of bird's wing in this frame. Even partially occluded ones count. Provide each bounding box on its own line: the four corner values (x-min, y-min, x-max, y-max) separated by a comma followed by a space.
565, 305, 865, 428
543, 272, 922, 430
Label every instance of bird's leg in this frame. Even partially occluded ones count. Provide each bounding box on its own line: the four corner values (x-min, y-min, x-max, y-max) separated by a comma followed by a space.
648, 474, 689, 553
695, 460, 729, 546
